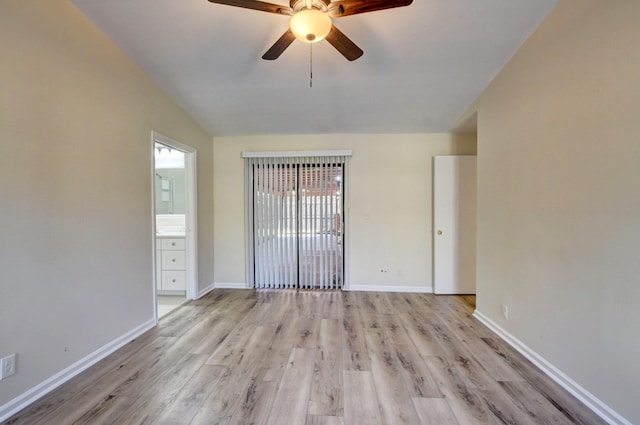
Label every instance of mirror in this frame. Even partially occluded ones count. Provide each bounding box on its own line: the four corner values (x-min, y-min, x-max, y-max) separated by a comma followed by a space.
155, 143, 185, 214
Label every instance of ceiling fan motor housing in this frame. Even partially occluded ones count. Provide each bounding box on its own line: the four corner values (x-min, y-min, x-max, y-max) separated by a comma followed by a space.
291, 0, 329, 12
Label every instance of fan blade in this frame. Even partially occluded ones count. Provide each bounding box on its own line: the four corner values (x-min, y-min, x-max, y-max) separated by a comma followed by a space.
208, 0, 292, 15
328, 0, 412, 18
262, 29, 296, 60
325, 25, 363, 61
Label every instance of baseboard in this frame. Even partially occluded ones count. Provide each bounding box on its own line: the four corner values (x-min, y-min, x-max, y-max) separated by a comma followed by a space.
214, 282, 249, 289
346, 284, 433, 293
211, 282, 433, 295
0, 318, 156, 423
197, 282, 216, 298
473, 310, 631, 425
211, 283, 432, 293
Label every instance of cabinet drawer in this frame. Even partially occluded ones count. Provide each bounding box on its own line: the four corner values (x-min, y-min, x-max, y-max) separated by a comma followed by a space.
161, 238, 185, 250
162, 250, 186, 270
162, 271, 186, 291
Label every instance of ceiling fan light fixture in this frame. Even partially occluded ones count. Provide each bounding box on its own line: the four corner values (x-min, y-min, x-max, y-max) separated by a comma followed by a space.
289, 9, 332, 43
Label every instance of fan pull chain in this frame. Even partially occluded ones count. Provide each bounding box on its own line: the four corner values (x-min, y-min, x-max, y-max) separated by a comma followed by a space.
309, 43, 313, 88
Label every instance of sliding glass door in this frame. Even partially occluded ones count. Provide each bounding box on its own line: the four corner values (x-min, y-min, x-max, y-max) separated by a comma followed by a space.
297, 162, 343, 289
246, 155, 346, 289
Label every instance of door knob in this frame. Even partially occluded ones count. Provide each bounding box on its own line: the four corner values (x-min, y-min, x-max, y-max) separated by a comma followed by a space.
437, 230, 443, 235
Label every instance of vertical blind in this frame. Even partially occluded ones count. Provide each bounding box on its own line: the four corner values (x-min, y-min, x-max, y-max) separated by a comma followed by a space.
244, 153, 349, 289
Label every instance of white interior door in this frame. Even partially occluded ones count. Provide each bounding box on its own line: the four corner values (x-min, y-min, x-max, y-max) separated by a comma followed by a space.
433, 156, 477, 294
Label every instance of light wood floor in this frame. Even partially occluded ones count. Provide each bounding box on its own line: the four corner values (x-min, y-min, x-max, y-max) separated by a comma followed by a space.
3, 290, 606, 425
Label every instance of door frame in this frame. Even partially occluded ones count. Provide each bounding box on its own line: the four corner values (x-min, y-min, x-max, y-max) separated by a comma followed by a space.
151, 131, 198, 322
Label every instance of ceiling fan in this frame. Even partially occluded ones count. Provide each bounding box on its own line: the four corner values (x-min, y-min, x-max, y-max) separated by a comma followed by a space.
207, 0, 413, 61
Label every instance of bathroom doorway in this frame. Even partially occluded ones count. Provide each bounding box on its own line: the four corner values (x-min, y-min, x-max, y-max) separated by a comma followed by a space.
152, 132, 197, 320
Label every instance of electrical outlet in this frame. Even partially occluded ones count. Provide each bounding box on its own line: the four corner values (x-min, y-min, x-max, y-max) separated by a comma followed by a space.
1, 354, 16, 380
502, 304, 509, 320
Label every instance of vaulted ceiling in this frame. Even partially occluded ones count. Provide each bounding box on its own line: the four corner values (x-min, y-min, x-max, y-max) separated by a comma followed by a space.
72, 0, 558, 136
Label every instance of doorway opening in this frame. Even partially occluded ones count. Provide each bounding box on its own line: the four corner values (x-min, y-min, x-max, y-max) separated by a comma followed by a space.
152, 132, 198, 319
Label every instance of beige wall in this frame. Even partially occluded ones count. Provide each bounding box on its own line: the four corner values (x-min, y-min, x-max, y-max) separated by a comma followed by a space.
213, 134, 476, 290
0, 0, 213, 410
475, 0, 640, 422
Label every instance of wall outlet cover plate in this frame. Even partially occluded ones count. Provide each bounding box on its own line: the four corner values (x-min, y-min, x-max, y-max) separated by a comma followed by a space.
1, 354, 16, 379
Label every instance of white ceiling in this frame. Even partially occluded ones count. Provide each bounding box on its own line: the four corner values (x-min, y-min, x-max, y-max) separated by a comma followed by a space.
71, 0, 558, 137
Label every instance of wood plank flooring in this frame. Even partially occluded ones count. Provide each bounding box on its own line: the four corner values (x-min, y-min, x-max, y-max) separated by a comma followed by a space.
3, 290, 606, 425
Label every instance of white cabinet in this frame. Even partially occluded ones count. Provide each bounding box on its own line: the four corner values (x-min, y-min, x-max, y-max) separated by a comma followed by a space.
162, 250, 186, 270
156, 236, 186, 294
161, 238, 185, 250
162, 271, 186, 291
